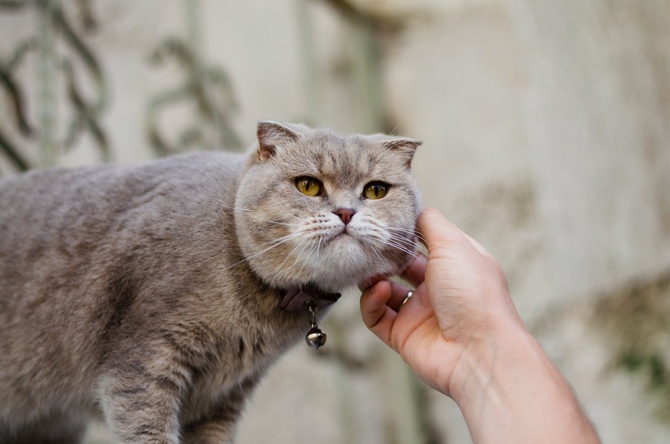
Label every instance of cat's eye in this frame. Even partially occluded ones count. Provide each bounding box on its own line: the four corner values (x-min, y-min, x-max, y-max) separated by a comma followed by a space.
363, 182, 390, 200
295, 177, 323, 197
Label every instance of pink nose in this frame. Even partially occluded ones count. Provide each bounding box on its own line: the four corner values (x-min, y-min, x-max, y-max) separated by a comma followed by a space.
334, 208, 355, 225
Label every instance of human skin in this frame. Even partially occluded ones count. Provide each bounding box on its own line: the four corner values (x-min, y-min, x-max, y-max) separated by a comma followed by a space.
359, 207, 601, 444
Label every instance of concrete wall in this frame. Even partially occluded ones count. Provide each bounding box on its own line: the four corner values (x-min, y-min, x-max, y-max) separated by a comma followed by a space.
1, 0, 669, 442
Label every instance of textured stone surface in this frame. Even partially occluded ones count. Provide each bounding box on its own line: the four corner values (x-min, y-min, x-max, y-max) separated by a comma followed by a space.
2, 0, 670, 442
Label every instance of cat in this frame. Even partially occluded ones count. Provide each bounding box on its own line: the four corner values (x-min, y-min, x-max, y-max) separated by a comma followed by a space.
0, 121, 422, 444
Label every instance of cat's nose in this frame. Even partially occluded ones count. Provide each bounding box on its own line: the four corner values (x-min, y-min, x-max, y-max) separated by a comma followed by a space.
334, 208, 356, 225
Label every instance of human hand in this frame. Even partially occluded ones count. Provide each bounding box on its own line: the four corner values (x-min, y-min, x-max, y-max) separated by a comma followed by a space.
360, 207, 524, 396
361, 207, 600, 443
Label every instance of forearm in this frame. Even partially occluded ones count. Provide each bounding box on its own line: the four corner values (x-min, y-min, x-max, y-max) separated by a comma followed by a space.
449, 320, 600, 444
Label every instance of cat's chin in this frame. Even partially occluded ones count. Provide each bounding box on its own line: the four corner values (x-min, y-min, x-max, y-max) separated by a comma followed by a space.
244, 228, 415, 295
307, 251, 409, 293
282, 232, 412, 292
261, 255, 401, 296
307, 264, 402, 294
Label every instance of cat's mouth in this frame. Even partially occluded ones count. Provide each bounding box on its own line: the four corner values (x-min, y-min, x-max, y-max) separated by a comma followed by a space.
330, 227, 362, 243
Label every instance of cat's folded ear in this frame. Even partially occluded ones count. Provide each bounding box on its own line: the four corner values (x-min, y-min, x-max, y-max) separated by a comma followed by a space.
383, 138, 422, 168
256, 121, 303, 161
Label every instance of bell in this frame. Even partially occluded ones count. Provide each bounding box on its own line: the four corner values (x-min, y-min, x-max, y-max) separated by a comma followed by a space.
305, 327, 327, 349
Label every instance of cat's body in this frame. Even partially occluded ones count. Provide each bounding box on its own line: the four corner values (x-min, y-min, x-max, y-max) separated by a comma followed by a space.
0, 122, 421, 443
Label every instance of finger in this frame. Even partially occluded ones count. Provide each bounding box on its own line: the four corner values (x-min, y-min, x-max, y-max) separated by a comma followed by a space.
359, 280, 398, 347
358, 274, 386, 291
462, 232, 493, 257
388, 281, 414, 311
418, 207, 491, 257
416, 207, 462, 250
401, 254, 427, 288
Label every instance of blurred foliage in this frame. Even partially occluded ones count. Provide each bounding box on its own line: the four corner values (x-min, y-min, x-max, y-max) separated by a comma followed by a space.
593, 271, 670, 421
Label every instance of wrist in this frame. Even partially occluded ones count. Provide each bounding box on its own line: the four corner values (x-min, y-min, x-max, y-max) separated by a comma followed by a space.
447, 315, 533, 403
446, 316, 600, 443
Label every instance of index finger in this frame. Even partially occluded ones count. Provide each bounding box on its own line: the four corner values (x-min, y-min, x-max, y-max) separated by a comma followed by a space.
401, 254, 427, 287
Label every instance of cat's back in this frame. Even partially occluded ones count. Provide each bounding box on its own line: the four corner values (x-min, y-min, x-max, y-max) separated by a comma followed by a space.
0, 151, 243, 253
0, 151, 245, 303
0, 150, 245, 340
1, 151, 242, 226
0, 151, 249, 423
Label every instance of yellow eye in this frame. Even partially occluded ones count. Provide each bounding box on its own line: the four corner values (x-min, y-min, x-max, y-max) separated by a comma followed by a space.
295, 177, 323, 197
363, 182, 389, 200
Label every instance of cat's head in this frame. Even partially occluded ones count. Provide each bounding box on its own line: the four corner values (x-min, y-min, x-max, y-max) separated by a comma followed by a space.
234, 121, 422, 294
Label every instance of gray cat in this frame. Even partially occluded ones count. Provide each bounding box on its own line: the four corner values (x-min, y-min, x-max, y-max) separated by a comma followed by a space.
0, 121, 422, 444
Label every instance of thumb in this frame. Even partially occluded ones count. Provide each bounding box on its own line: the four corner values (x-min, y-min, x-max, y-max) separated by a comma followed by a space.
417, 207, 491, 257
417, 207, 461, 252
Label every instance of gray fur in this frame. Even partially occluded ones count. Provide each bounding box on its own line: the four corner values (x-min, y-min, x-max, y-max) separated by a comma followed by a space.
0, 122, 421, 443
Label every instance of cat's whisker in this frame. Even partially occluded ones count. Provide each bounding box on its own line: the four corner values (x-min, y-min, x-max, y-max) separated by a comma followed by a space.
361, 217, 419, 240
316, 237, 324, 260
251, 230, 302, 249
248, 233, 303, 257
384, 242, 415, 257
386, 226, 427, 245
385, 226, 417, 236
386, 232, 427, 252
294, 237, 320, 276
223, 232, 303, 271
380, 235, 418, 257
278, 235, 315, 271
214, 200, 305, 228
391, 233, 418, 250
353, 224, 418, 261
276, 242, 300, 270
260, 219, 303, 228
388, 122, 401, 136
368, 243, 388, 267
251, 211, 304, 227
378, 239, 420, 265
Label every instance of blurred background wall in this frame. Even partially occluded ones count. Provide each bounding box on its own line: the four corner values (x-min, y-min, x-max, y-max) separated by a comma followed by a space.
1, 0, 669, 443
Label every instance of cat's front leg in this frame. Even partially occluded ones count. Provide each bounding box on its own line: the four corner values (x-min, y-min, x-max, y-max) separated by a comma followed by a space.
181, 413, 239, 444
98, 362, 185, 444
180, 398, 245, 444
181, 375, 257, 444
